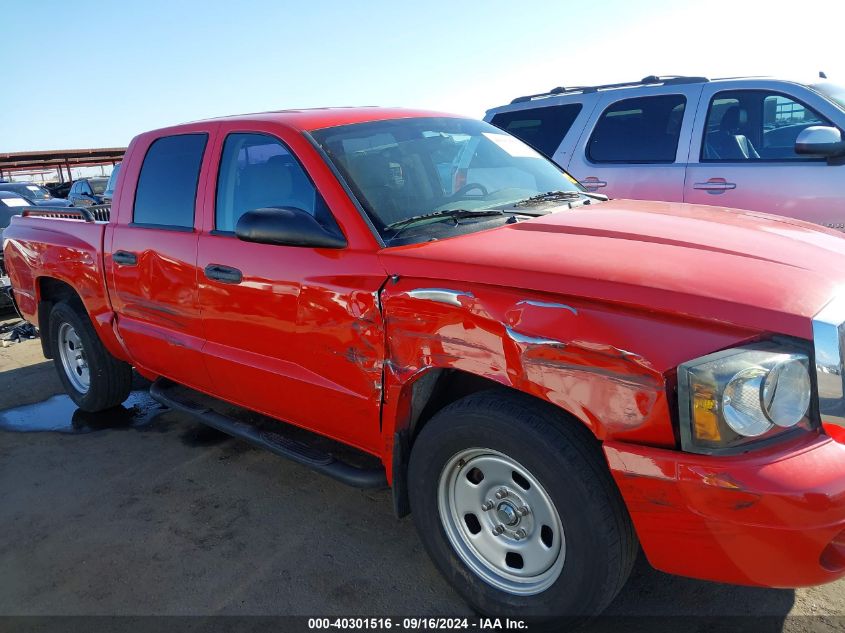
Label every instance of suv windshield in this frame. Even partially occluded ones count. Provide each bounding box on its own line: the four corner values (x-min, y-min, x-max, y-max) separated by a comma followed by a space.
310, 117, 585, 243
89, 178, 108, 195
812, 81, 845, 112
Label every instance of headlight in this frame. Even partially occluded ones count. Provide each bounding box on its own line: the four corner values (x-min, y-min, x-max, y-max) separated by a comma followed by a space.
678, 342, 815, 454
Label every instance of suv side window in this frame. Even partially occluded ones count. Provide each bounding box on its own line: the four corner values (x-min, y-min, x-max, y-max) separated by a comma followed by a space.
133, 133, 208, 228
489, 104, 583, 157
588, 95, 686, 163
702, 90, 834, 161
215, 132, 335, 233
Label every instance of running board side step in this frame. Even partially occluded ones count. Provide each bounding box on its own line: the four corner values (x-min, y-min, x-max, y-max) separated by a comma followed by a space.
150, 379, 387, 489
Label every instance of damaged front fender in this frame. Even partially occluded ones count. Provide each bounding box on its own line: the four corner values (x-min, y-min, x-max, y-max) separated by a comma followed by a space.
379, 277, 759, 451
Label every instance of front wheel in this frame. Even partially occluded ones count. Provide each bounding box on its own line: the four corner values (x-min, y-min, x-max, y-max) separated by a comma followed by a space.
408, 391, 637, 627
49, 301, 132, 412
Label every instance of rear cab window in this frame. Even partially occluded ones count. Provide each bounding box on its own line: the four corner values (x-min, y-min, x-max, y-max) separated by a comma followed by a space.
490, 104, 583, 158
588, 95, 687, 163
133, 133, 208, 228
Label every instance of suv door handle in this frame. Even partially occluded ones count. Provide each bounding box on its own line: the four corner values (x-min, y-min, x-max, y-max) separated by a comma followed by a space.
204, 264, 243, 284
113, 250, 137, 266
580, 176, 607, 190
693, 178, 736, 193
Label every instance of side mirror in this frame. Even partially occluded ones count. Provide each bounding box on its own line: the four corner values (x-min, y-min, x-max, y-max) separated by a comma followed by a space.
235, 207, 346, 249
795, 126, 845, 158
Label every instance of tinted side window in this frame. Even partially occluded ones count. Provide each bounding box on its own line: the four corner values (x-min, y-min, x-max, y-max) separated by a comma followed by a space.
763, 94, 829, 158
133, 133, 207, 227
490, 104, 583, 157
215, 132, 334, 232
702, 90, 834, 161
588, 95, 687, 163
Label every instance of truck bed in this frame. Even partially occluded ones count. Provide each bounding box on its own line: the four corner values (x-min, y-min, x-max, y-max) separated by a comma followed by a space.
2, 208, 112, 334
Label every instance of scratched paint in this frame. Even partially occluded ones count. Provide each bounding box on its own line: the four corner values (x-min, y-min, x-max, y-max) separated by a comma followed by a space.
381, 280, 674, 445
603, 436, 845, 587
514, 299, 578, 315
402, 288, 475, 307
379, 278, 761, 448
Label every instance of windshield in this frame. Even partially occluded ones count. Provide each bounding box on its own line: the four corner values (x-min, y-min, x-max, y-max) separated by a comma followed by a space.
1, 183, 50, 200
310, 117, 584, 241
812, 81, 845, 112
0, 195, 29, 209
89, 178, 108, 195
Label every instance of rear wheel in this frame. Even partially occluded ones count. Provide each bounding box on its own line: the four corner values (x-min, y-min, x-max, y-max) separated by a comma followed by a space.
408, 391, 637, 627
49, 301, 132, 412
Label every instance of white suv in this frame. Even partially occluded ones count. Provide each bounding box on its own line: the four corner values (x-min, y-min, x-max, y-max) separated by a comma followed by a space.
485, 75, 845, 228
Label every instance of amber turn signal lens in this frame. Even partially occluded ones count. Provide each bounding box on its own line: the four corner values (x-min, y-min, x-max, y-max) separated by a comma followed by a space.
692, 386, 721, 442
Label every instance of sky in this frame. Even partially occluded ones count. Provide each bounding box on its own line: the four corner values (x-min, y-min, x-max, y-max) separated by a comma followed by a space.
2, 0, 844, 154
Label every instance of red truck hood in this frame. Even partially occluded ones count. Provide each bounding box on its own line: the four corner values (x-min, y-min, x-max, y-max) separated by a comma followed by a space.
379, 199, 845, 338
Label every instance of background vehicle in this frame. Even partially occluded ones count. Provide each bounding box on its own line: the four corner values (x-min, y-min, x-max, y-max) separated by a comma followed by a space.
486, 75, 845, 229
0, 181, 71, 207
4, 108, 845, 627
0, 190, 30, 218
102, 163, 120, 204
45, 181, 73, 199
0, 190, 29, 298
67, 176, 108, 206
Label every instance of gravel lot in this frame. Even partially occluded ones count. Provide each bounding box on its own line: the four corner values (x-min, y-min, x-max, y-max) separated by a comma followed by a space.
0, 318, 843, 632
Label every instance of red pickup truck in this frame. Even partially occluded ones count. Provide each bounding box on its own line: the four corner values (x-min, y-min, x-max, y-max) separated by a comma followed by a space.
4, 108, 845, 625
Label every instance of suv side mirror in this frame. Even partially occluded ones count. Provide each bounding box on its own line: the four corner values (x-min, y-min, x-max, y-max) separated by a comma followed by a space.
795, 126, 845, 158
235, 207, 347, 249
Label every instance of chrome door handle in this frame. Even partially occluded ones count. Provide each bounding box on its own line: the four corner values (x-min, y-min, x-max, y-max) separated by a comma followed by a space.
693, 178, 736, 193
580, 176, 607, 190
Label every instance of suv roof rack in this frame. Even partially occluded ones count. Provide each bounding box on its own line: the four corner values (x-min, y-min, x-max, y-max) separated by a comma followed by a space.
510, 75, 709, 104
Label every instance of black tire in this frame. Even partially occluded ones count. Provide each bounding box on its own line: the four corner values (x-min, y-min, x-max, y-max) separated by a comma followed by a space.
49, 300, 132, 412
408, 390, 637, 627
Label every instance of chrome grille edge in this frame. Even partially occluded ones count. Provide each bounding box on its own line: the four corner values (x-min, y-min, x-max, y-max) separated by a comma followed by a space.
812, 296, 845, 429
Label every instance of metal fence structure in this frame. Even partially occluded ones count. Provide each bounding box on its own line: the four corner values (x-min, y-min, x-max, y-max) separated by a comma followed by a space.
0, 148, 125, 183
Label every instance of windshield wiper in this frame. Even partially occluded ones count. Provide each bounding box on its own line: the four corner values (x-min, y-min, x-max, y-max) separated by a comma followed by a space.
384, 209, 506, 231
513, 190, 608, 208
577, 190, 609, 201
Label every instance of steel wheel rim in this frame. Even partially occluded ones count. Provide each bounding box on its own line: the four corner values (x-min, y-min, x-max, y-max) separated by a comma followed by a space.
57, 322, 90, 393
437, 447, 565, 596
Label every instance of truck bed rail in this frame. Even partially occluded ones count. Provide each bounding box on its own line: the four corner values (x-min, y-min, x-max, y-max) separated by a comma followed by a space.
21, 204, 111, 223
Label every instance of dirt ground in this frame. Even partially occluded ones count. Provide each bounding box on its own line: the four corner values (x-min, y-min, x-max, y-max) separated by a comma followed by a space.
0, 317, 843, 632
